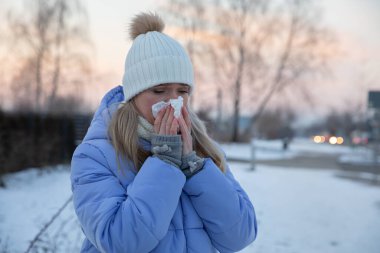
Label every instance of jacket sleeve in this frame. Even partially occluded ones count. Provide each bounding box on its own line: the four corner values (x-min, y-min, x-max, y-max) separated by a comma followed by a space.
182, 158, 257, 252
71, 143, 186, 253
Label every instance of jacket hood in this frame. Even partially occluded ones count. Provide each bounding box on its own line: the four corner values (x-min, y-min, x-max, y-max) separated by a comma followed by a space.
83, 86, 124, 142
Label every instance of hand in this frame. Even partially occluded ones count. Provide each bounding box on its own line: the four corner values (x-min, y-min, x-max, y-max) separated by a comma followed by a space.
178, 106, 193, 155
151, 106, 182, 168
154, 106, 179, 135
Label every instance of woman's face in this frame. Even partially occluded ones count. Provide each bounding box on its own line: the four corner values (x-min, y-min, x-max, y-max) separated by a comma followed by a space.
133, 83, 191, 124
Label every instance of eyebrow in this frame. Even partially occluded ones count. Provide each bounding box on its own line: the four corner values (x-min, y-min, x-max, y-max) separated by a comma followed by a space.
155, 84, 189, 89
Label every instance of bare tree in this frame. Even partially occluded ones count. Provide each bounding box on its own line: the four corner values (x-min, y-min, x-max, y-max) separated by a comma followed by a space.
254, 107, 296, 139
162, 0, 334, 141
211, 0, 270, 141
6, 0, 92, 114
161, 0, 207, 107
245, 0, 332, 134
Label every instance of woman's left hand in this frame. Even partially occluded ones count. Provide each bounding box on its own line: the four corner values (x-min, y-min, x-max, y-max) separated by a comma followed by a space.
178, 106, 193, 155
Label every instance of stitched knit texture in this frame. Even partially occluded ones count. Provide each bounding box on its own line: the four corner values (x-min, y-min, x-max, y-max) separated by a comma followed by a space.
181, 151, 205, 178
151, 134, 182, 168
137, 116, 154, 141
122, 31, 194, 101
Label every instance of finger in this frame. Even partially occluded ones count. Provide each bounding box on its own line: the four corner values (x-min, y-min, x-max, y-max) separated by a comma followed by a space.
178, 115, 190, 138
178, 116, 193, 154
182, 106, 191, 129
169, 118, 179, 135
154, 107, 166, 133
159, 107, 170, 134
166, 107, 174, 134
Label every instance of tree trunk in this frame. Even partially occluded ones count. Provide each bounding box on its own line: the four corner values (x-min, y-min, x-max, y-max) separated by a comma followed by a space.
244, 15, 296, 137
231, 44, 245, 142
48, 0, 65, 110
35, 49, 44, 113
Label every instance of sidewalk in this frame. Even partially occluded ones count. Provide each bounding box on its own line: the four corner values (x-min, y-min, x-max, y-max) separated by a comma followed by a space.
228, 152, 339, 169
227, 152, 380, 186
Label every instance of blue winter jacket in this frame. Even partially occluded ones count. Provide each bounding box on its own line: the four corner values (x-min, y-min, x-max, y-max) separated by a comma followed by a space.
70, 86, 257, 253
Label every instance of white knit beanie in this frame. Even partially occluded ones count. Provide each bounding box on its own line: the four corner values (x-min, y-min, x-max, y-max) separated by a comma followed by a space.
122, 12, 194, 102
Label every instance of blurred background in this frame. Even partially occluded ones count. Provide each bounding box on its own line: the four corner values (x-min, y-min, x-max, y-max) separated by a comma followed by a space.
0, 0, 379, 252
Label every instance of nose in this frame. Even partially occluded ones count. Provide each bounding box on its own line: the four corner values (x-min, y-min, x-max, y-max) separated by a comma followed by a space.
166, 89, 181, 101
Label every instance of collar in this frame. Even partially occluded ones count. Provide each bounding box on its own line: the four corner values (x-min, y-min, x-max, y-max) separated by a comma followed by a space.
137, 116, 154, 142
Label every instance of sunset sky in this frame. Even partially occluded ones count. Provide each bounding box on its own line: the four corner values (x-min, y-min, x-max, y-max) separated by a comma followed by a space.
87, 0, 380, 117
1, 0, 379, 123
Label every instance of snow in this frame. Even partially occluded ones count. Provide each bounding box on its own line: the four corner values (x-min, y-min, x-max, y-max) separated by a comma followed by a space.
221, 142, 298, 161
339, 146, 380, 164
1, 140, 380, 252
234, 164, 380, 253
221, 138, 352, 161
0, 166, 83, 252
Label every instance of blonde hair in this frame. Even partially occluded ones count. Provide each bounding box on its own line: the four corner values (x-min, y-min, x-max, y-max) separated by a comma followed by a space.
108, 101, 227, 173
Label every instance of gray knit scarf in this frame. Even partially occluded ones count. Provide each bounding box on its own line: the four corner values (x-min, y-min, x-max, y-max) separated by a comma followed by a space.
137, 116, 154, 141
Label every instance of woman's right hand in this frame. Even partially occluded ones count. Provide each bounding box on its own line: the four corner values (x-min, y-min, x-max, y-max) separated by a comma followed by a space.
151, 106, 182, 168
154, 106, 179, 135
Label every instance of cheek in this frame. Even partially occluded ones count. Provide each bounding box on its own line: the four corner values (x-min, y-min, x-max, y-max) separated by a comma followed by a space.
182, 95, 190, 106
143, 101, 156, 118
135, 96, 156, 119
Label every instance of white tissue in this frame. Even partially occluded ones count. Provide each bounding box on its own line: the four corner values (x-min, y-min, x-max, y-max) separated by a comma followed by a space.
152, 96, 184, 119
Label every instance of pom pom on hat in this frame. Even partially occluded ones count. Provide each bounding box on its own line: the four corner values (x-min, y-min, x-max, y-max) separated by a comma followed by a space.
122, 12, 194, 102
129, 12, 165, 40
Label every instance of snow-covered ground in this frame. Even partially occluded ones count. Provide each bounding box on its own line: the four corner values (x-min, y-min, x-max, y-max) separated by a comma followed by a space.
0, 166, 83, 253
221, 138, 353, 161
235, 164, 380, 253
1, 140, 380, 253
339, 146, 380, 165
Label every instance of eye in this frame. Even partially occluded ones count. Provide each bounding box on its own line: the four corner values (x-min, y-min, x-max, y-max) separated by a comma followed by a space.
152, 89, 165, 94
179, 90, 189, 94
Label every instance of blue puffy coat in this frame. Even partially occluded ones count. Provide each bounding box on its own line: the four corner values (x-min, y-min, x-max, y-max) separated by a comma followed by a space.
70, 86, 257, 253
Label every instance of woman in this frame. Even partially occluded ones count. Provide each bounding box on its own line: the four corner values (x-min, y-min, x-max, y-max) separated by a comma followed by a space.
71, 12, 257, 253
